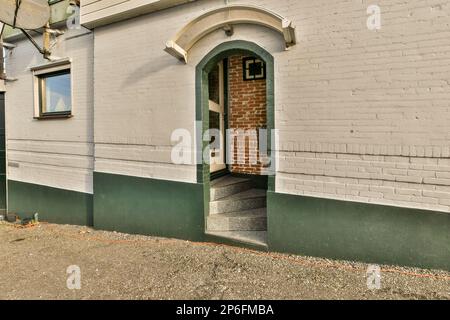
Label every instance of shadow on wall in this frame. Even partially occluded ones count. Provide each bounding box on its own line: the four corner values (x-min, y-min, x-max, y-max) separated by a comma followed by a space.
123, 56, 176, 87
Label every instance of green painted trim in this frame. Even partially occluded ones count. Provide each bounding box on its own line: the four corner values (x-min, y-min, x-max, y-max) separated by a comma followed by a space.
93, 172, 205, 241
0, 166, 5, 213
265, 55, 275, 193
7, 180, 93, 226
267, 191, 450, 271
223, 57, 230, 173
0, 93, 5, 211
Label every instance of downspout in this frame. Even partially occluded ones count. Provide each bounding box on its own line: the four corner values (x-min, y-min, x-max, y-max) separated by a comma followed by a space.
0, 23, 5, 80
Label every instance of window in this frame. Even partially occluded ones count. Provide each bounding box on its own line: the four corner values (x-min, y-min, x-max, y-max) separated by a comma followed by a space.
38, 71, 72, 116
208, 64, 220, 104
243, 57, 266, 81
32, 60, 72, 119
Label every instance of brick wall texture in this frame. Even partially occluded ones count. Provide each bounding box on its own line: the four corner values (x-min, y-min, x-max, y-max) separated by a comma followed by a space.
7, 0, 450, 212
84, 0, 450, 213
228, 55, 267, 175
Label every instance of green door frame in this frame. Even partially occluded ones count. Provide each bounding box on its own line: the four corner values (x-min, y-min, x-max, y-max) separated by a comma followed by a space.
195, 40, 275, 219
0, 92, 6, 215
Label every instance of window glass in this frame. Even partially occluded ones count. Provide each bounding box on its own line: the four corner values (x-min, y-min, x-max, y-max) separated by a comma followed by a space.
40, 71, 71, 115
208, 65, 220, 105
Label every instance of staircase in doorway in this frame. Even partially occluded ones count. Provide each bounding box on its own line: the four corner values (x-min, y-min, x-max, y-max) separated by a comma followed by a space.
206, 175, 267, 248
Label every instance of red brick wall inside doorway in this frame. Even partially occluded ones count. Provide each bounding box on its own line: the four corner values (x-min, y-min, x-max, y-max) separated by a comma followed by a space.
228, 55, 267, 175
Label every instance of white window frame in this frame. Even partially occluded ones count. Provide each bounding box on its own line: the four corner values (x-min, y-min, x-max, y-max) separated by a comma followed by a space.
31, 59, 73, 119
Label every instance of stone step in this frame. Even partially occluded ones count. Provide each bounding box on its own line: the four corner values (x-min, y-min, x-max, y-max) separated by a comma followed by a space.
207, 208, 267, 232
209, 189, 266, 215
206, 231, 268, 248
210, 176, 252, 201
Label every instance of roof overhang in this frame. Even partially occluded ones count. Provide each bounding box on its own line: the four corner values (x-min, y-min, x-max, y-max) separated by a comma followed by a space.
164, 4, 297, 63
81, 0, 196, 29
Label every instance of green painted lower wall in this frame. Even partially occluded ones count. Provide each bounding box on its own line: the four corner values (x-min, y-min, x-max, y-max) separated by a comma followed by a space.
0, 175, 7, 214
8, 180, 93, 226
0, 177, 6, 214
267, 191, 450, 271
93, 172, 205, 241
7, 176, 450, 271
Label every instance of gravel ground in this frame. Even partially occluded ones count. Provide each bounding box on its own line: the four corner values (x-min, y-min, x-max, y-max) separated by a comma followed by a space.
0, 222, 449, 300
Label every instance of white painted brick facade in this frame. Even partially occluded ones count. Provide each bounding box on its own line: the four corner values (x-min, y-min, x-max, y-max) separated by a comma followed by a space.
4, 0, 450, 211
93, 0, 450, 212
4, 28, 94, 193
278, 152, 450, 212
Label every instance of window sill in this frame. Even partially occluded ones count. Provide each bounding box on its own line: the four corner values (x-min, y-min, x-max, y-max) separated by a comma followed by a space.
34, 114, 73, 120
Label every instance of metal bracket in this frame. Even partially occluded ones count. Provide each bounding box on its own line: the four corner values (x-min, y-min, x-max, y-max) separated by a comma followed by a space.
20, 23, 65, 61
20, 28, 48, 56
2, 77, 18, 82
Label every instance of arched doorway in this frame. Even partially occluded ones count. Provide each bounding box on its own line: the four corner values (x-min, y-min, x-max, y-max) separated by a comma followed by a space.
196, 40, 275, 247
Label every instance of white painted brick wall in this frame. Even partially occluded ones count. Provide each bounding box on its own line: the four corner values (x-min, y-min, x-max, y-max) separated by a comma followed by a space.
277, 152, 450, 212
92, 0, 283, 181
5, 28, 94, 193
92, 0, 450, 211
6, 0, 450, 212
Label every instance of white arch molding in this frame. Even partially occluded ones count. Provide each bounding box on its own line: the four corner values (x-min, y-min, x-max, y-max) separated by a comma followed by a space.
164, 4, 297, 63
